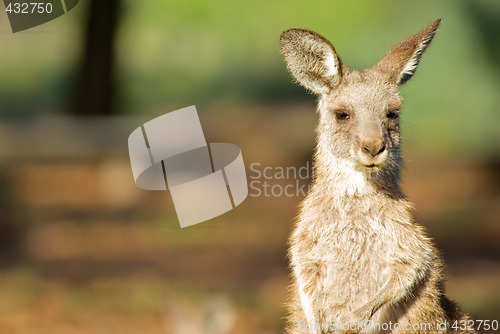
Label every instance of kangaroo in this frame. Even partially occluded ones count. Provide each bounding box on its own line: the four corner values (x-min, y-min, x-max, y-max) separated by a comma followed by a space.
280, 20, 475, 334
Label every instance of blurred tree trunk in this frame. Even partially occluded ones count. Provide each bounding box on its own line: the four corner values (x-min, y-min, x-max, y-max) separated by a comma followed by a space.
0, 173, 22, 266
73, 0, 120, 115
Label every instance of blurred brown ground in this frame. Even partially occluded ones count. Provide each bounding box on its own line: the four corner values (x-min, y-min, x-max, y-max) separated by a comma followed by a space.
0, 104, 498, 333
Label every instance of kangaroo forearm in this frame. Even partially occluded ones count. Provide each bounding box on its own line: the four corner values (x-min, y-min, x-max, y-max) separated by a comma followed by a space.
353, 257, 433, 319
297, 279, 324, 334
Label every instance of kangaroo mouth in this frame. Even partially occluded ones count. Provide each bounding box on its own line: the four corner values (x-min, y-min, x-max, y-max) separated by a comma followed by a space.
356, 158, 386, 170
352, 160, 382, 173
356, 149, 388, 170
363, 163, 382, 172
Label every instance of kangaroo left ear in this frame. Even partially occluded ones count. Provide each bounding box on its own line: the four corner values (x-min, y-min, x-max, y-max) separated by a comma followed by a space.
374, 19, 441, 85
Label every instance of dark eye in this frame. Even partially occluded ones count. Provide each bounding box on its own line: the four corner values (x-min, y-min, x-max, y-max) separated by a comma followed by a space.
386, 111, 399, 119
335, 111, 351, 121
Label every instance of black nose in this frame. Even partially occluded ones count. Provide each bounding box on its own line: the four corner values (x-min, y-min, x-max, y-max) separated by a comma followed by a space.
361, 139, 386, 157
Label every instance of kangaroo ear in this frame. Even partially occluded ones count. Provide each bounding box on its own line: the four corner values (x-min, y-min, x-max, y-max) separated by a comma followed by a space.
280, 28, 343, 95
374, 19, 441, 85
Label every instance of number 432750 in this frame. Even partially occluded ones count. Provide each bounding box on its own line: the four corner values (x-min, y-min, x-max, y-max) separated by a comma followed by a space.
6, 2, 53, 14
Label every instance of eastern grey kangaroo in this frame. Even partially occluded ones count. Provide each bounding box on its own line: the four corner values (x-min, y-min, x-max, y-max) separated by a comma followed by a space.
280, 20, 475, 334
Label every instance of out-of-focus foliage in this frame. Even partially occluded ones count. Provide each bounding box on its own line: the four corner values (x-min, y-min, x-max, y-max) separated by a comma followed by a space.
0, 0, 499, 154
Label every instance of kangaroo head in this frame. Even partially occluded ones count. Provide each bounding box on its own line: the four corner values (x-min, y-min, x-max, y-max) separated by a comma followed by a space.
280, 20, 440, 186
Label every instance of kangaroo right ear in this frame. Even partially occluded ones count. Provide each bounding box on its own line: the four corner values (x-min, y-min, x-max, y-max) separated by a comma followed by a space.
374, 19, 441, 85
280, 28, 343, 95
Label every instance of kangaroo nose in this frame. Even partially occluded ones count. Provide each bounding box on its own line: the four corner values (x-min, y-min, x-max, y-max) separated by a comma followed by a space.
361, 138, 386, 157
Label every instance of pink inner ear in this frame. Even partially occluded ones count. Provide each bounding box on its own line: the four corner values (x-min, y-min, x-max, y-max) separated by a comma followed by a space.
324, 51, 339, 78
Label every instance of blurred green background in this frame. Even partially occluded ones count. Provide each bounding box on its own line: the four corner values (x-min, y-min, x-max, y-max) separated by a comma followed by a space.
0, 0, 499, 333
0, 0, 499, 153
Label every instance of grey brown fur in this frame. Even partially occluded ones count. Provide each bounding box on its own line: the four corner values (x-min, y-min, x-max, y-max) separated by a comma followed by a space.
280, 20, 475, 334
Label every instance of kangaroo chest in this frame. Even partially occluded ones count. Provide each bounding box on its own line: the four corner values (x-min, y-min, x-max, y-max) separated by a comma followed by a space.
310, 202, 404, 307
